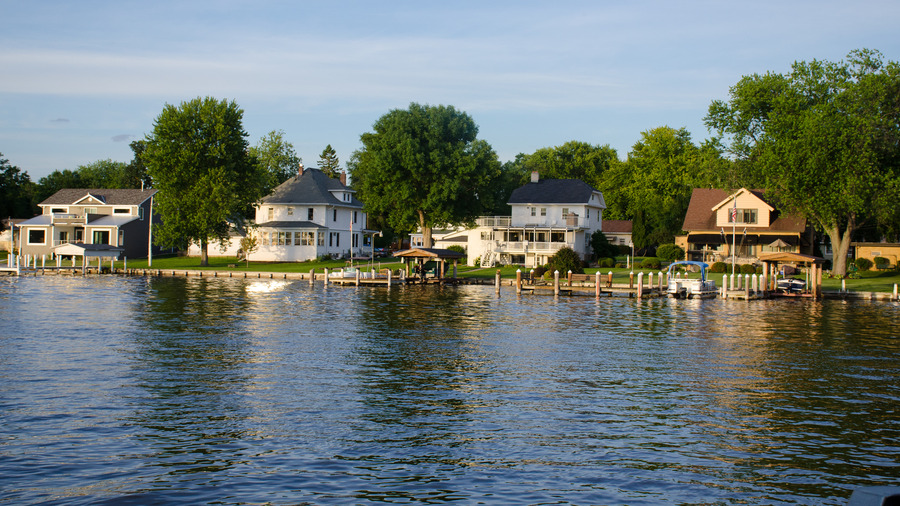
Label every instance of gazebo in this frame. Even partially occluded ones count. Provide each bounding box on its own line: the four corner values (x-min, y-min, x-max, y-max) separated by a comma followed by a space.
758, 251, 825, 298
393, 247, 465, 282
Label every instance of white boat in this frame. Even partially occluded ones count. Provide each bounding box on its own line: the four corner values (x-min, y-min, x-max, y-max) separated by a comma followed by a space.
666, 261, 717, 299
776, 277, 806, 293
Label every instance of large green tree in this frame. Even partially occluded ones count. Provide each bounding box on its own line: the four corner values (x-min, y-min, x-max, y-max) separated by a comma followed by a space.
144, 97, 265, 266
317, 144, 340, 179
706, 49, 900, 275
248, 129, 301, 194
350, 103, 502, 247
518, 140, 619, 190
75, 159, 130, 189
607, 126, 722, 248
0, 153, 36, 220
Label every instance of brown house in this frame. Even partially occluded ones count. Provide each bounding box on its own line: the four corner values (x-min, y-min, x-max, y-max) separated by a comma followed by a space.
679, 188, 812, 264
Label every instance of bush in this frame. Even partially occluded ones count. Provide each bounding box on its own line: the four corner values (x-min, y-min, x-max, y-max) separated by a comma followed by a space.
640, 257, 661, 269
532, 266, 547, 279
710, 261, 727, 273
590, 231, 618, 260
655, 244, 685, 262
598, 257, 616, 268
615, 263, 625, 268
739, 263, 757, 274
855, 257, 874, 271
874, 256, 890, 270
547, 247, 584, 275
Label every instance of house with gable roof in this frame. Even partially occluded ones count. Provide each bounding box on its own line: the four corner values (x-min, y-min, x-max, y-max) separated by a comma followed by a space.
679, 187, 812, 264
249, 165, 369, 262
424, 172, 605, 267
16, 188, 158, 260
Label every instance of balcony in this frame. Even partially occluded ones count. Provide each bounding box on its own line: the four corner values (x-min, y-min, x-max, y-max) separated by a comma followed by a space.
51, 213, 85, 225
476, 216, 511, 227
478, 214, 586, 229
492, 241, 567, 254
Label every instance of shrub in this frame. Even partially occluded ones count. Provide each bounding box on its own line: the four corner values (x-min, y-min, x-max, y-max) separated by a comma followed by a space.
590, 231, 618, 260
547, 247, 584, 275
855, 257, 874, 271
740, 263, 757, 274
873, 256, 890, 270
710, 261, 727, 273
615, 263, 625, 268
655, 244, 685, 262
532, 266, 547, 279
599, 257, 615, 268
640, 257, 661, 269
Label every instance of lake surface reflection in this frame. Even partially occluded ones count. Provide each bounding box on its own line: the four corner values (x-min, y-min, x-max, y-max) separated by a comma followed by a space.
0, 275, 897, 504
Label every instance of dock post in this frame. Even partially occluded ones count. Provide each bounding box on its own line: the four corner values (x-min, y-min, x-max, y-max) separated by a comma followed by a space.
722, 274, 727, 298
595, 271, 601, 298
516, 269, 522, 294
387, 269, 392, 288
355, 268, 360, 286
648, 272, 653, 292
324, 268, 329, 287
607, 271, 613, 288
554, 270, 560, 296
894, 283, 898, 301
658, 271, 664, 294
310, 268, 315, 286
567, 270, 573, 286
495, 269, 501, 295
841, 278, 846, 293
629, 271, 634, 289
637, 272, 644, 299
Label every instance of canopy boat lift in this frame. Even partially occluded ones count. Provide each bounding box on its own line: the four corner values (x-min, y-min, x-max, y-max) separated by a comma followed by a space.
666, 261, 717, 299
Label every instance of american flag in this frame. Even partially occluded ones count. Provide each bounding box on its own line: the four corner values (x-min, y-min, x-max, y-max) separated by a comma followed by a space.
731, 202, 737, 222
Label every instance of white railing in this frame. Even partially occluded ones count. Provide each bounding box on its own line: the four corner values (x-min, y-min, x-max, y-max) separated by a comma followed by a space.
476, 216, 512, 227
494, 241, 567, 253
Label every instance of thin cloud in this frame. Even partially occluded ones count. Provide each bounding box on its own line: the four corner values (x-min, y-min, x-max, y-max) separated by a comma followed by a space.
111, 134, 133, 142
50, 118, 69, 123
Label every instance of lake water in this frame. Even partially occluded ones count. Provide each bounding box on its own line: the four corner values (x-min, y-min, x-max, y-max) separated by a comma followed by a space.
0, 275, 898, 505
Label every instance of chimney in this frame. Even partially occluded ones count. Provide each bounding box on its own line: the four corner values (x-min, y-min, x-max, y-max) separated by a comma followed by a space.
340, 171, 347, 186
531, 171, 539, 183
298, 162, 304, 176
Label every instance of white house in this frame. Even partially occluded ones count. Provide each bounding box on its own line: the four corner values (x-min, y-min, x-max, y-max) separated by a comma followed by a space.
249, 166, 369, 262
424, 172, 606, 267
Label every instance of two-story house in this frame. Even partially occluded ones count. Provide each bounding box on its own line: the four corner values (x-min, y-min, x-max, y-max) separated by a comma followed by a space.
251, 166, 367, 262
679, 187, 811, 263
429, 173, 605, 267
16, 188, 158, 260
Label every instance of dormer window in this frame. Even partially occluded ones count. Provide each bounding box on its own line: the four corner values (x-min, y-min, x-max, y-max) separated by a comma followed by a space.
728, 209, 758, 224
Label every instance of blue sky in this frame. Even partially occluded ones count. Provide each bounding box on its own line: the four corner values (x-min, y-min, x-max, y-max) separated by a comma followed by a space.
2, 1, 899, 180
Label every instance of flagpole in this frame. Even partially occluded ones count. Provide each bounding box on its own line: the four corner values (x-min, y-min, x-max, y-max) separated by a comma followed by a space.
732, 197, 737, 276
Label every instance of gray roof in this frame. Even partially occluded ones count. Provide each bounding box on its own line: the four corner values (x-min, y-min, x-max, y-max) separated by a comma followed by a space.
508, 179, 601, 205
39, 188, 157, 206
260, 168, 363, 208
86, 215, 139, 227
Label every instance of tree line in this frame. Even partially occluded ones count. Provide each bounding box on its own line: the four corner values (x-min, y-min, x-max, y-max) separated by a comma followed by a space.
2, 49, 897, 275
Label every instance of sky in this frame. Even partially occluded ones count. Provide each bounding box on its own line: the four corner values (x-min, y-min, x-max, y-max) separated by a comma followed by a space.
2, 0, 899, 180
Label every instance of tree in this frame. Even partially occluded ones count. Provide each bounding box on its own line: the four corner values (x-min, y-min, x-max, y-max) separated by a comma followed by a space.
706, 49, 900, 276
0, 153, 36, 220
318, 144, 340, 179
248, 129, 301, 194
144, 97, 265, 266
590, 230, 618, 260
519, 141, 619, 190
239, 228, 258, 267
76, 159, 130, 188
609, 126, 715, 248
34, 169, 84, 204
350, 103, 502, 247
547, 246, 584, 275
124, 140, 152, 189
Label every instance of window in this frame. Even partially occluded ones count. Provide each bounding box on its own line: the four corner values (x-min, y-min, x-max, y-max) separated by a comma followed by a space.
51, 208, 66, 214
333, 209, 338, 222
318, 232, 325, 246
353, 211, 358, 223
114, 208, 129, 214
118, 230, 124, 246
278, 232, 288, 245
562, 208, 569, 217
85, 207, 97, 215
308, 208, 314, 220
352, 234, 359, 248
261, 232, 269, 246
58, 231, 69, 244
28, 229, 46, 245
540, 208, 547, 217
481, 231, 493, 241
586, 209, 590, 219
728, 208, 758, 224
139, 207, 145, 221
298, 231, 314, 246
93, 230, 110, 245
287, 207, 294, 216
75, 229, 84, 242
268, 208, 274, 221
